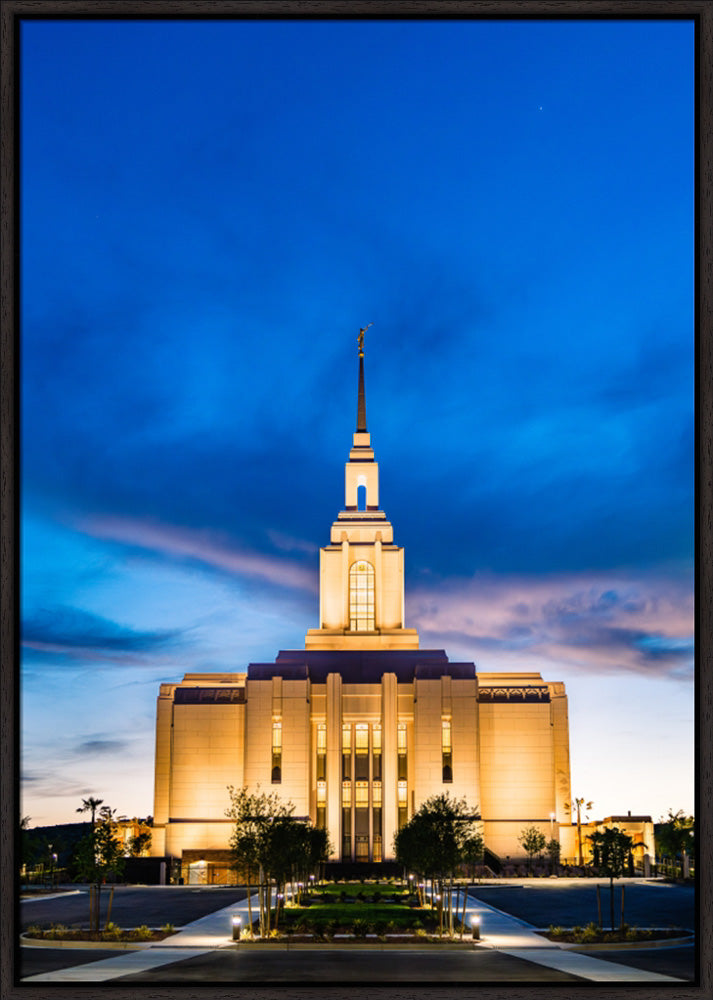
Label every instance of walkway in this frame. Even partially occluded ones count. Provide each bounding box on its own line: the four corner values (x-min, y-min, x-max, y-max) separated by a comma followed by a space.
22, 888, 685, 983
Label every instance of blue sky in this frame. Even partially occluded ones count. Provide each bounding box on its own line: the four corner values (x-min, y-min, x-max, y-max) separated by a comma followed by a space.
20, 18, 694, 828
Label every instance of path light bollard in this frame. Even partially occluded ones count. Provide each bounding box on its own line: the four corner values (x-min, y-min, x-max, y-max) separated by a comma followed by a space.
471, 915, 481, 941
232, 915, 242, 942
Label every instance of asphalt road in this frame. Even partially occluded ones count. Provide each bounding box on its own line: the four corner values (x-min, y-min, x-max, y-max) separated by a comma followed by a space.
112, 947, 582, 983
469, 881, 695, 931
20, 885, 247, 931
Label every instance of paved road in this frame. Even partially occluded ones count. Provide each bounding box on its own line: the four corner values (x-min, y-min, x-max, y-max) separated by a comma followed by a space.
112, 947, 582, 983
20, 885, 247, 931
469, 881, 695, 930
576, 945, 695, 982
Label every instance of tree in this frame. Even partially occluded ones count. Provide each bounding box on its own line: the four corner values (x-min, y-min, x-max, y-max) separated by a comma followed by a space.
76, 797, 104, 828
127, 830, 152, 857
656, 810, 694, 872
518, 826, 546, 873
566, 797, 593, 867
546, 837, 561, 874
588, 826, 642, 929
394, 793, 482, 938
73, 809, 125, 932
226, 786, 330, 938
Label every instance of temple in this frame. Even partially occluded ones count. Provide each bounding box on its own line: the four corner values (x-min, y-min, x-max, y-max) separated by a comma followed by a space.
150, 334, 578, 881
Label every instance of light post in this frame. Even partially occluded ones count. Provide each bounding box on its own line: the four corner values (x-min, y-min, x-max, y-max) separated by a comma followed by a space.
52, 853, 58, 887
232, 915, 242, 942
471, 915, 481, 941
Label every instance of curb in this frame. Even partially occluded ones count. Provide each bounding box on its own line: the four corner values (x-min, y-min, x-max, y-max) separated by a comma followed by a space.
233, 941, 478, 951
20, 933, 154, 951
561, 935, 695, 952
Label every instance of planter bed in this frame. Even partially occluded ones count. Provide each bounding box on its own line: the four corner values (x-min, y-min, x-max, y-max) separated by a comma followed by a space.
537, 927, 693, 948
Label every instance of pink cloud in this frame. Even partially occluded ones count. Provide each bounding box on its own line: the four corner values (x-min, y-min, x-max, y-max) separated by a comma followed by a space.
79, 516, 318, 594
408, 571, 694, 680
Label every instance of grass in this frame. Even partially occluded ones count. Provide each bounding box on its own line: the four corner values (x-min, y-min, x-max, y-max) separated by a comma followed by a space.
281, 902, 434, 934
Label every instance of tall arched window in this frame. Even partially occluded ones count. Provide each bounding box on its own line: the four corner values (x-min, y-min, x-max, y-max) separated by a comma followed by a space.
349, 561, 375, 631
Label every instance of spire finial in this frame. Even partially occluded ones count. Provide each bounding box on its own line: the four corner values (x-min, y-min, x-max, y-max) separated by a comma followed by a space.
357, 323, 372, 358
356, 324, 372, 432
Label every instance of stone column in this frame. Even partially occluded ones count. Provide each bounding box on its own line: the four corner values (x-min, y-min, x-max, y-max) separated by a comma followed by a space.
326, 672, 342, 860
341, 534, 350, 629
381, 672, 398, 860
374, 533, 383, 629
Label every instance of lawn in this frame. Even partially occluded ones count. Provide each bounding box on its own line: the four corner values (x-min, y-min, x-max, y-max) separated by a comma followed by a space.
271, 881, 446, 937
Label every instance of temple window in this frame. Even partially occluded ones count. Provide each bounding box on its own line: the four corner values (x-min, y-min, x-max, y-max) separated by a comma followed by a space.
349, 561, 375, 631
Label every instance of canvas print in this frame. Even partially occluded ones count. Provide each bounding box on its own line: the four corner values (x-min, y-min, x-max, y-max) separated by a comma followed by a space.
18, 14, 695, 985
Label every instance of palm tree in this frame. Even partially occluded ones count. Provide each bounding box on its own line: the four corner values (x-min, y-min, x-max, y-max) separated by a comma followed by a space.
76, 797, 104, 828
567, 797, 593, 867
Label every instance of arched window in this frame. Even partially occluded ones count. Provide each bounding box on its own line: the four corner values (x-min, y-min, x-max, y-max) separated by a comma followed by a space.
357, 484, 367, 511
349, 561, 375, 631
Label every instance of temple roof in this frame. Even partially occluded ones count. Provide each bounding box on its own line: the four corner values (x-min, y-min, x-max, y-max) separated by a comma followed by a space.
247, 648, 476, 683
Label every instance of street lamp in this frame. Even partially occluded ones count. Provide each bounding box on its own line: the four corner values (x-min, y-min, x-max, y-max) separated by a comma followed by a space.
231, 915, 242, 941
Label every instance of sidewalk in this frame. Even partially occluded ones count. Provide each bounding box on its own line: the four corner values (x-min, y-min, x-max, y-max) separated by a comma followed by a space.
463, 892, 685, 982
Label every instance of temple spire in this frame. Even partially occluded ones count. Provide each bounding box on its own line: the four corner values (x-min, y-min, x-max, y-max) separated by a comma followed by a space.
356, 324, 372, 432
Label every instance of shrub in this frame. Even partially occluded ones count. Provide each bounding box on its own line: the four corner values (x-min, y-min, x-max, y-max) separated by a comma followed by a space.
373, 919, 387, 938
134, 924, 154, 940
322, 919, 338, 939
47, 924, 67, 939
25, 924, 42, 938
160, 922, 175, 935
372, 891, 381, 903
580, 922, 600, 943
549, 925, 564, 938
352, 918, 369, 937
104, 922, 123, 940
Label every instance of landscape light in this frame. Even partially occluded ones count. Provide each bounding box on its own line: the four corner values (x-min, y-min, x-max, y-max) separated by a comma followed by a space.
232, 915, 242, 941
471, 915, 481, 941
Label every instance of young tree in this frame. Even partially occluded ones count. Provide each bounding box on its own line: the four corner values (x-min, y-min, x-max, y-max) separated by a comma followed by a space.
226, 786, 330, 938
127, 830, 152, 857
518, 826, 546, 873
394, 793, 481, 938
73, 811, 125, 932
546, 838, 561, 875
588, 826, 642, 929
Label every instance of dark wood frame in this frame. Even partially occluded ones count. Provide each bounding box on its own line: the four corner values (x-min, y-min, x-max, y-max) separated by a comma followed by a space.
2, 3, 709, 998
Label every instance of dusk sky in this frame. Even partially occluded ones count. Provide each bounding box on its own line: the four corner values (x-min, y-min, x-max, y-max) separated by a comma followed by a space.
20, 18, 694, 830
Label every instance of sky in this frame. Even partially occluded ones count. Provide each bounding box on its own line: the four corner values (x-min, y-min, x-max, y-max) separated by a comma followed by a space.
20, 17, 695, 831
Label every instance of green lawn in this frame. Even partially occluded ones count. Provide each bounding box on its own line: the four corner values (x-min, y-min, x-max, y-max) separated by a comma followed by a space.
278, 885, 440, 935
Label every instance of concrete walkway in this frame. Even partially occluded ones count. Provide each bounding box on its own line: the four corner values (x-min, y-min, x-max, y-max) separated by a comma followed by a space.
462, 892, 684, 982
21, 894, 257, 982
23, 887, 685, 984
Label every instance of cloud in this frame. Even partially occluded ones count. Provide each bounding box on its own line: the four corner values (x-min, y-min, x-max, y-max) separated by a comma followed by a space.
409, 570, 694, 680
72, 739, 129, 757
79, 516, 318, 594
22, 605, 186, 663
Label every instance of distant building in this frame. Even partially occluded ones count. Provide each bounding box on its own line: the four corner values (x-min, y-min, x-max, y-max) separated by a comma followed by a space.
151, 346, 577, 881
